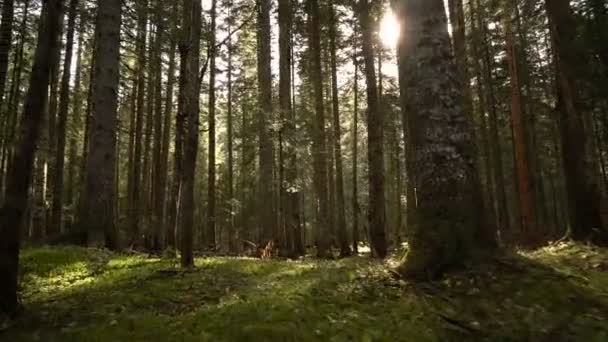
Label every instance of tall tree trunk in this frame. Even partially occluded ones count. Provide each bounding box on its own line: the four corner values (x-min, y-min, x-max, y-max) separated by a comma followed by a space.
279, 0, 298, 256
395, 0, 493, 279
0, 0, 63, 317
131, 0, 148, 246
309, 0, 331, 257
151, 0, 164, 252
258, 0, 275, 246
162, 2, 178, 249
352, 31, 359, 254
546, 0, 607, 243
82, 0, 121, 248
178, 0, 201, 267
475, 0, 510, 237
207, 0, 218, 250
67, 7, 85, 212
448, 0, 496, 241
505, 1, 537, 245
50, 0, 79, 234
329, 3, 350, 257
359, 0, 387, 258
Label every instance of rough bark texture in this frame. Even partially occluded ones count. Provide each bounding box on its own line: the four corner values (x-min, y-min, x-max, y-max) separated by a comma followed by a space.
178, 0, 201, 267
395, 0, 489, 279
82, 0, 121, 249
359, 0, 387, 258
0, 0, 63, 317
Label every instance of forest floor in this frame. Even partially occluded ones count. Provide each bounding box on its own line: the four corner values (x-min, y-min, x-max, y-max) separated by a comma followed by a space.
1, 243, 608, 341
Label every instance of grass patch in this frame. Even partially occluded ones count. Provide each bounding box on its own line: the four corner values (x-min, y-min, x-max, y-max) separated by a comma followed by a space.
1, 242, 608, 341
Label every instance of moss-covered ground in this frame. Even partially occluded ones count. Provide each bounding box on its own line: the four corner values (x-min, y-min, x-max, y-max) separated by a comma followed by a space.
1, 242, 608, 341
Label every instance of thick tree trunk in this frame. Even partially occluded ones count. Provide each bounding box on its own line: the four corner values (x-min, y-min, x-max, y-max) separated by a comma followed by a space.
50, 0, 79, 234
81, 0, 121, 248
395, 0, 492, 279
0, 0, 63, 317
178, 0, 201, 267
359, 0, 387, 258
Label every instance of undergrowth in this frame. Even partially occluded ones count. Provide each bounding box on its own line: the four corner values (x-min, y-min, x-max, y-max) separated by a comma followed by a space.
1, 242, 607, 341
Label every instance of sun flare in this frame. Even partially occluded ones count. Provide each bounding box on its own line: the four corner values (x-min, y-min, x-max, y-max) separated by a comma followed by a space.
379, 9, 400, 49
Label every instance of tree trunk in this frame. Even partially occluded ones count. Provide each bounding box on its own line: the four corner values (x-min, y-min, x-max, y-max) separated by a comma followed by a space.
279, 0, 299, 256
0, 0, 63, 317
329, 3, 350, 257
207, 0, 218, 250
308, 0, 331, 257
50, 0, 79, 234
178, 0, 201, 267
130, 0, 148, 246
359, 0, 387, 258
151, 1, 164, 252
546, 0, 607, 243
81, 0, 121, 249
257, 0, 275, 246
395, 0, 492, 279
352, 30, 359, 254
162, 3, 179, 250
505, 1, 537, 246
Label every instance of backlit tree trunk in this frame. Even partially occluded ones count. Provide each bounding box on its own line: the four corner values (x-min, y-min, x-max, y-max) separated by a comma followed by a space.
395, 0, 492, 279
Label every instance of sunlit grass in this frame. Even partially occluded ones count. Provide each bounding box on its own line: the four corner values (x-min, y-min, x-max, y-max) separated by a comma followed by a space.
3, 243, 608, 341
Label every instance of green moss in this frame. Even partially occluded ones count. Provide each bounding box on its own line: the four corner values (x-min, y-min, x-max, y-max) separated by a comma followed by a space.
2, 244, 608, 341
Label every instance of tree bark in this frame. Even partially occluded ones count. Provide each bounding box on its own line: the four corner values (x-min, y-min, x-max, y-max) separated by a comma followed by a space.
395, 0, 492, 279
257, 0, 275, 246
505, 0, 537, 246
207, 0, 218, 250
0, 0, 63, 317
81, 0, 121, 249
50, 0, 79, 234
329, 3, 350, 257
178, 0, 201, 267
546, 0, 607, 243
359, 0, 387, 258
308, 0, 331, 257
